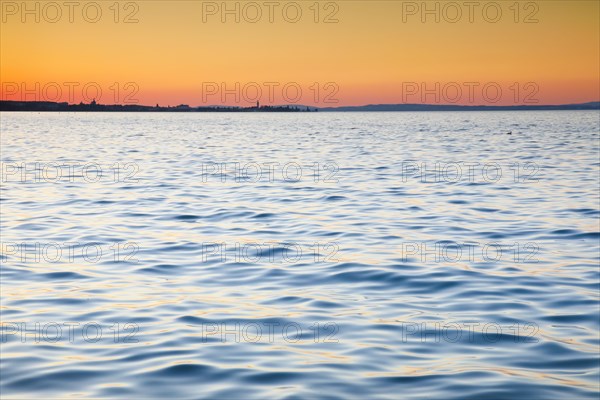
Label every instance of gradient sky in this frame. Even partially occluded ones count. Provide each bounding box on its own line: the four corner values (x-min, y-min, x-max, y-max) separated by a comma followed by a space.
1, 0, 599, 106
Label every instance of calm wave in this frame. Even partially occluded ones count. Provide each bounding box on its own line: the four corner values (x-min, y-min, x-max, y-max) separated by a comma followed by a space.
1, 111, 599, 399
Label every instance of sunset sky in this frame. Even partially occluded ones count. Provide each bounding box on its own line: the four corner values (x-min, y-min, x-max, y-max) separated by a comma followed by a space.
1, 0, 599, 106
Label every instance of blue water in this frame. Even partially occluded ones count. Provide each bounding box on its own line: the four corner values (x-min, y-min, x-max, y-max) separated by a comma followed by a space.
1, 111, 599, 399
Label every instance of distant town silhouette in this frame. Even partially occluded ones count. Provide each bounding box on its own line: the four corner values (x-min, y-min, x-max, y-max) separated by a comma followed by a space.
0, 99, 318, 112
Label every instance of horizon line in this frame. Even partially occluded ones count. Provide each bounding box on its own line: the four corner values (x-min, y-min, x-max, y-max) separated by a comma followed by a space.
1, 99, 599, 110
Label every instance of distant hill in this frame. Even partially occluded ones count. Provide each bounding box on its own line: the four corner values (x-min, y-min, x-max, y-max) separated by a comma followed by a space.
319, 102, 600, 111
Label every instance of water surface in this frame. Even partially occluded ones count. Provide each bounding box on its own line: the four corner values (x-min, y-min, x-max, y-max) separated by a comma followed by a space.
1, 111, 599, 399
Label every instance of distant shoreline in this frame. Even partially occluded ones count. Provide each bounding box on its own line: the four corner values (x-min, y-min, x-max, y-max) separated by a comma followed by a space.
1, 100, 598, 112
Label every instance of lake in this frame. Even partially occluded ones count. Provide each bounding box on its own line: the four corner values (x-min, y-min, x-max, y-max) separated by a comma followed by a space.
1, 111, 599, 399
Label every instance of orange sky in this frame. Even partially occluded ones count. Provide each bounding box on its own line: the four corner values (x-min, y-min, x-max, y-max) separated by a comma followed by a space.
1, 0, 599, 106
